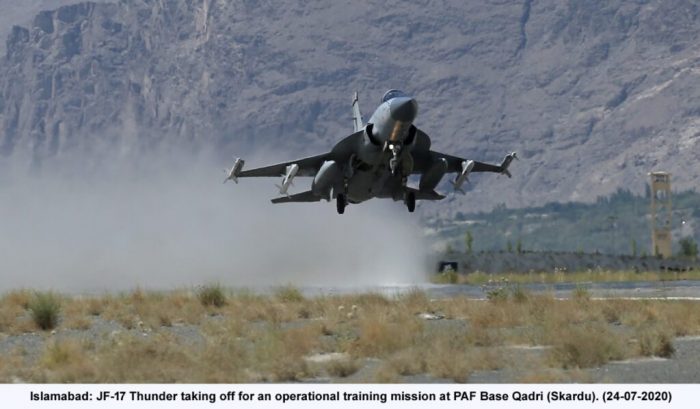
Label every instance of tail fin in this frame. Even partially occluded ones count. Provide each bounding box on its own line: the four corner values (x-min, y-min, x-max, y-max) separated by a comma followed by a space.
352, 92, 363, 132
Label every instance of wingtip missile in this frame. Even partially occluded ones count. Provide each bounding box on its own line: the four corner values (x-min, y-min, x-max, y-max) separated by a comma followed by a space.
224, 157, 245, 183
500, 152, 517, 178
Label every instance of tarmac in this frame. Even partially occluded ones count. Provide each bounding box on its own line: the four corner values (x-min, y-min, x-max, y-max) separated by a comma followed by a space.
296, 280, 700, 301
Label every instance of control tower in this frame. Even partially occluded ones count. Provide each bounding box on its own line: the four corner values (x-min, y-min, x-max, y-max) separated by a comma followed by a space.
649, 172, 672, 258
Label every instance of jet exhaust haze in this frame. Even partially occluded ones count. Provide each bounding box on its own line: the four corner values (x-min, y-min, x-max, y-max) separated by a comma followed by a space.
0, 148, 430, 294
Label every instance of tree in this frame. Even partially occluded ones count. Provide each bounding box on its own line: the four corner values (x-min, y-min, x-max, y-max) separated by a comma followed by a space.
679, 237, 698, 259
465, 230, 473, 254
631, 238, 637, 257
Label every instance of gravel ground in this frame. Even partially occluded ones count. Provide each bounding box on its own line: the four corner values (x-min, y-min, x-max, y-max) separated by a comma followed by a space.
4, 283, 700, 383
3, 315, 700, 383
589, 336, 700, 383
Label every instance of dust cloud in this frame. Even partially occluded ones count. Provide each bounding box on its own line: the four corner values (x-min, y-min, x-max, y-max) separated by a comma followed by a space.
0, 148, 430, 293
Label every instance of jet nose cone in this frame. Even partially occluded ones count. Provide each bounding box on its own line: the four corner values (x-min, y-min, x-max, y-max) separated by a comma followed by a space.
389, 97, 418, 122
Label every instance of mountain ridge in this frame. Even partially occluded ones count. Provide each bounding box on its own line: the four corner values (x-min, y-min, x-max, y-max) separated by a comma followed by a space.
1, 0, 699, 213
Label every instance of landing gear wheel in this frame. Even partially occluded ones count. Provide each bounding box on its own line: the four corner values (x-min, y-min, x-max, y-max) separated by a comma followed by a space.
336, 194, 346, 214
406, 192, 416, 213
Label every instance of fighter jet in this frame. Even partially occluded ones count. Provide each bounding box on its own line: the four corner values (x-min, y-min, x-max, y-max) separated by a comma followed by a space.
225, 90, 516, 214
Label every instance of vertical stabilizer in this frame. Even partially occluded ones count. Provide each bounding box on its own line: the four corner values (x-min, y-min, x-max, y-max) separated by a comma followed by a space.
352, 91, 363, 132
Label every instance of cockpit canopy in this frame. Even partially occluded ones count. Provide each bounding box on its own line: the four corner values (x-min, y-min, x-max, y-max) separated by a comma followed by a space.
382, 89, 408, 103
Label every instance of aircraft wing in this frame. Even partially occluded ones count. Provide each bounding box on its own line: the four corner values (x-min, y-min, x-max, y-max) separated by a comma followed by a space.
424, 151, 517, 177
237, 153, 330, 178
235, 130, 366, 179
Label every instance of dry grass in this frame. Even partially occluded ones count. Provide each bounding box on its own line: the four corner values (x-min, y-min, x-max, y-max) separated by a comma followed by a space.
324, 357, 361, 378
449, 269, 700, 285
61, 298, 94, 330
374, 322, 504, 383
546, 322, 628, 368
2, 286, 700, 382
0, 347, 33, 382
423, 327, 473, 382
250, 325, 321, 381
100, 290, 207, 329
635, 324, 675, 358
2, 290, 33, 309
95, 333, 200, 382
0, 303, 25, 334
351, 312, 423, 358
384, 348, 427, 376
39, 340, 97, 382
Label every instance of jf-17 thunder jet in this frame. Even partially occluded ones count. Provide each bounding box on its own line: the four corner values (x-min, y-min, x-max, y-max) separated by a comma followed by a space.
225, 90, 516, 214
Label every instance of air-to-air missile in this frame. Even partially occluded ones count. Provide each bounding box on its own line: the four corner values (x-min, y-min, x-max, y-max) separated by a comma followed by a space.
450, 160, 475, 194
275, 163, 299, 196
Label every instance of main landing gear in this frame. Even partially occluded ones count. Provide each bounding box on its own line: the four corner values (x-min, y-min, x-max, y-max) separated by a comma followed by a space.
336, 193, 347, 214
405, 191, 416, 213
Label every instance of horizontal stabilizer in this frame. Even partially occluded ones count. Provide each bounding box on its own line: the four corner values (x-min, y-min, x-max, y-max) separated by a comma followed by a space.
406, 187, 445, 201
271, 190, 321, 204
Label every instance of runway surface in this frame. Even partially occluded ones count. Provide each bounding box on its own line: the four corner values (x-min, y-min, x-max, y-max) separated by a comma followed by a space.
295, 280, 700, 300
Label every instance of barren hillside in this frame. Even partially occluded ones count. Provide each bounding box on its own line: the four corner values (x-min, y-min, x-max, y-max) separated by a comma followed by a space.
1, 0, 699, 213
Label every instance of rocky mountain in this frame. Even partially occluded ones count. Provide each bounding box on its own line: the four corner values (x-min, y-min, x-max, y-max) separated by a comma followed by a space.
1, 0, 700, 213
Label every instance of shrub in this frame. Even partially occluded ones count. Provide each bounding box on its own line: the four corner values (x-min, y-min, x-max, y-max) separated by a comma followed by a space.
275, 285, 305, 303
549, 324, 626, 368
637, 326, 675, 358
29, 292, 61, 330
485, 287, 508, 302
42, 340, 81, 369
433, 269, 458, 284
510, 284, 529, 303
465, 230, 473, 254
386, 348, 427, 376
325, 358, 360, 378
196, 284, 226, 307
572, 285, 590, 301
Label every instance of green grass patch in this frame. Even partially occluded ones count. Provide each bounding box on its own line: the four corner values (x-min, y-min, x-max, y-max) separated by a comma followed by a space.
196, 284, 227, 308
29, 292, 61, 330
274, 285, 305, 303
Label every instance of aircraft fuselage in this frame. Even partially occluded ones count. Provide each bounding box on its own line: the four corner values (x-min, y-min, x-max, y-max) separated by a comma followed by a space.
344, 92, 418, 203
